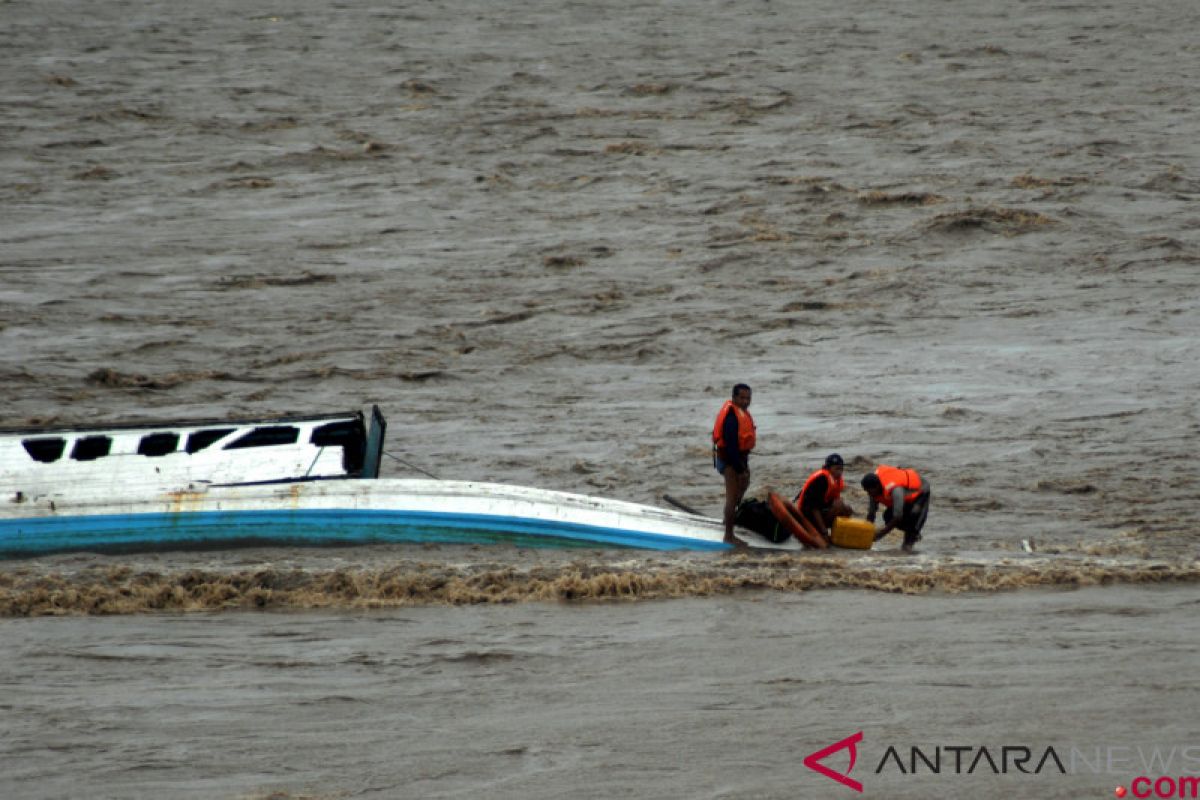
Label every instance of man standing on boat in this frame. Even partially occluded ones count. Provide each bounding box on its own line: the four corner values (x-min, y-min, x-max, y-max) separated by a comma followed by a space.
713, 383, 756, 545
794, 453, 854, 543
861, 464, 930, 552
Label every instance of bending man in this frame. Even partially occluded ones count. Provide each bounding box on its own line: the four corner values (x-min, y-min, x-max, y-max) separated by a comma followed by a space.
861, 464, 930, 553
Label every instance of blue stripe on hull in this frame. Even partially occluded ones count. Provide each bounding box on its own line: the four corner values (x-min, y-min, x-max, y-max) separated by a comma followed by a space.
0, 509, 729, 557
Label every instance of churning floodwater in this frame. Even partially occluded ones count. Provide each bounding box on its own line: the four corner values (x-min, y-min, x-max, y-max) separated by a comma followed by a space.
2, 0, 1199, 797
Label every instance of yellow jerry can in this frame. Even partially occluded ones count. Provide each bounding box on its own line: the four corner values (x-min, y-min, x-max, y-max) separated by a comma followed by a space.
831, 517, 875, 550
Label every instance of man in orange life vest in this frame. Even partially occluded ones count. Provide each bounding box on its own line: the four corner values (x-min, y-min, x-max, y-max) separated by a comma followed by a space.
794, 453, 854, 544
713, 383, 755, 545
861, 464, 931, 552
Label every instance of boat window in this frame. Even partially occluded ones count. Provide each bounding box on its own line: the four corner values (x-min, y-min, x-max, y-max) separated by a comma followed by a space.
311, 420, 359, 448
71, 435, 112, 461
311, 419, 366, 473
186, 428, 235, 454
138, 432, 179, 457
22, 438, 66, 463
223, 426, 299, 449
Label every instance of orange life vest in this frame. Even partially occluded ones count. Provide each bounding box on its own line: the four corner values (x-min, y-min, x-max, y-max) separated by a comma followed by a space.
874, 465, 923, 508
794, 468, 844, 507
712, 400, 756, 453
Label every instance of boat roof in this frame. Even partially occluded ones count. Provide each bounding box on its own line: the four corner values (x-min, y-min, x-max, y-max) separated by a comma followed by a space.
0, 410, 363, 437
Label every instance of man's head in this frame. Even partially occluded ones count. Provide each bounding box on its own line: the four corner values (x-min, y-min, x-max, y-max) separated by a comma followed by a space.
732, 383, 752, 409
860, 473, 882, 498
824, 452, 844, 479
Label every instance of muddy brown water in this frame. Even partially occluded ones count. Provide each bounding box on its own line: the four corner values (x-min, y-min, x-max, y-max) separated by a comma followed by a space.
2, 0, 1199, 797
4, 586, 1199, 799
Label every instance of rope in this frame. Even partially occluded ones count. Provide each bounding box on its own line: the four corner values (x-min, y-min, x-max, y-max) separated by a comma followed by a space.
382, 450, 440, 480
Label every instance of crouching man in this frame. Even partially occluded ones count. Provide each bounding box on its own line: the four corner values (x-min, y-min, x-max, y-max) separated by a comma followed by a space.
861, 465, 930, 553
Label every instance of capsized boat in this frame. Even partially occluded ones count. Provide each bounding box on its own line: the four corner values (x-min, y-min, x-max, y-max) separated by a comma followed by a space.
1, 407, 752, 557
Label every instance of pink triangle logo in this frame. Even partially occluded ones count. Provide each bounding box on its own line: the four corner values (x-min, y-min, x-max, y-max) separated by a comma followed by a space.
803, 731, 864, 793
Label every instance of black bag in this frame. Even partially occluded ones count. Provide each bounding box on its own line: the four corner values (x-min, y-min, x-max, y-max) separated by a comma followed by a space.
734, 498, 789, 543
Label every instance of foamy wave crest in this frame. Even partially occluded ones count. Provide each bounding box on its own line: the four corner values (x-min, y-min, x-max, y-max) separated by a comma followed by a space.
3, 553, 1199, 616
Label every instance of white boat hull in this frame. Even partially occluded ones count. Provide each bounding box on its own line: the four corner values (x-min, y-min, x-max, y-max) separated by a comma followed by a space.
1, 479, 735, 556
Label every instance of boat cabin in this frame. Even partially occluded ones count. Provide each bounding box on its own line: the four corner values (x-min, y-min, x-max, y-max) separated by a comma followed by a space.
1, 407, 386, 500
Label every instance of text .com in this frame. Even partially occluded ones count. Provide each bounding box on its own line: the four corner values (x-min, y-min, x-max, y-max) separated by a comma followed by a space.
1118, 776, 1200, 799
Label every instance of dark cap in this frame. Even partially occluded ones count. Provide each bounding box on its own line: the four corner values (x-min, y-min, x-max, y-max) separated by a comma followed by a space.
824, 453, 844, 468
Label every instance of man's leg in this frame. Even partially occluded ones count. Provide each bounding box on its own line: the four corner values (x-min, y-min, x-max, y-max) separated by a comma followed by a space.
803, 508, 832, 545
722, 466, 741, 542
900, 493, 930, 552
